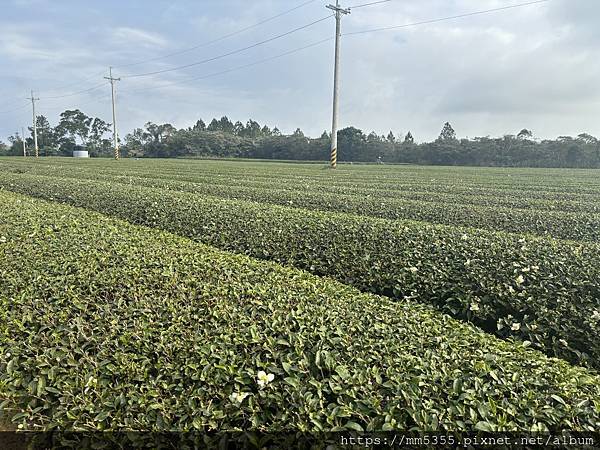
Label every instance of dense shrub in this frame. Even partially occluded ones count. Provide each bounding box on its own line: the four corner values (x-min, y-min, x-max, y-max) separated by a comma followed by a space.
1, 191, 599, 432
1, 173, 598, 369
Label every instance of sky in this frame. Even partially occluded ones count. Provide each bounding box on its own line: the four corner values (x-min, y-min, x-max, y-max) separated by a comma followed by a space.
0, 0, 599, 142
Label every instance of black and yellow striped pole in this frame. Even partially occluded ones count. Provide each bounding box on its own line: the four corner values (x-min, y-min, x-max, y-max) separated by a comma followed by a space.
327, 1, 349, 169
330, 146, 338, 169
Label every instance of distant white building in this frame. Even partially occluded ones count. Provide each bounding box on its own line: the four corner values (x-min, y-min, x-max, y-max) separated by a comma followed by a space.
73, 150, 89, 158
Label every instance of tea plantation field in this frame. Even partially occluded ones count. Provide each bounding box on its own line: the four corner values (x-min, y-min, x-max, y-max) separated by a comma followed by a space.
0, 157, 599, 433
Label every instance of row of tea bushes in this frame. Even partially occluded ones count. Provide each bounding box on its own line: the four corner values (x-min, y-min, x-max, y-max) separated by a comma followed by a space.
1, 165, 599, 241
4, 160, 600, 213
1, 174, 598, 369
4, 158, 600, 198
1, 191, 599, 432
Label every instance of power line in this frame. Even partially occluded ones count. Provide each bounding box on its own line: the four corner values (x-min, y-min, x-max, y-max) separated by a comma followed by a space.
344, 0, 550, 36
349, 0, 393, 10
0, 97, 31, 109
0, 2, 321, 105
0, 103, 30, 115
115, 0, 319, 69
0, 0, 552, 143
40, 82, 109, 100
121, 14, 333, 79
121, 37, 333, 95
0, 71, 108, 107
40, 93, 113, 112
40, 70, 109, 94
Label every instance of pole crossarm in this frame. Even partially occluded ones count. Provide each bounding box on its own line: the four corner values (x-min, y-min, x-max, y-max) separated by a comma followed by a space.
326, 3, 351, 14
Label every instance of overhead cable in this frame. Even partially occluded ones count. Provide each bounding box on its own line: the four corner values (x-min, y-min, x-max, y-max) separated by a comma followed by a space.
115, 0, 319, 69
344, 0, 550, 35
121, 14, 333, 79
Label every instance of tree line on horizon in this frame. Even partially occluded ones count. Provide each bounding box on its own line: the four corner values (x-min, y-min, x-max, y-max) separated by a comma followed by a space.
1, 109, 599, 168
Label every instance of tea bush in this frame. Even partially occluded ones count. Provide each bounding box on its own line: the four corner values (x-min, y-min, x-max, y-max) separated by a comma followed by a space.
1, 174, 599, 369
1, 163, 599, 241
1, 191, 599, 432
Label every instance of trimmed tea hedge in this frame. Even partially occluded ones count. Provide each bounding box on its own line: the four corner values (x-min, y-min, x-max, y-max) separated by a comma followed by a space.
2, 163, 599, 241
1, 174, 599, 369
1, 191, 599, 432
4, 160, 600, 213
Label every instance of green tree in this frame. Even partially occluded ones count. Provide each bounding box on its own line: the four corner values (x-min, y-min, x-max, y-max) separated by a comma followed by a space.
142, 122, 176, 144
207, 119, 220, 132
439, 122, 457, 141
233, 121, 245, 135
4, 134, 24, 156
124, 128, 151, 156
337, 127, 365, 161
54, 110, 112, 156
206, 116, 235, 133
27, 115, 59, 155
56, 110, 93, 146
145, 122, 161, 142
192, 119, 206, 132
243, 120, 262, 138
159, 124, 177, 141
217, 116, 234, 133
566, 144, 583, 167
577, 133, 598, 145
97, 115, 600, 168
88, 118, 111, 154
517, 129, 533, 140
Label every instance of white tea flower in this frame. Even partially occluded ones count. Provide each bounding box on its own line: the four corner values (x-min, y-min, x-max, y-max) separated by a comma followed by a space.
257, 371, 275, 387
229, 392, 250, 404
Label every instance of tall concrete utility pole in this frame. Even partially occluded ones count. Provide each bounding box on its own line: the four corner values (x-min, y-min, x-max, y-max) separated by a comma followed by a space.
326, 0, 350, 169
21, 127, 26, 157
105, 67, 121, 160
28, 91, 40, 158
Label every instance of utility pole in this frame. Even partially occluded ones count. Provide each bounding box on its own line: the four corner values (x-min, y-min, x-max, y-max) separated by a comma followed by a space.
28, 90, 40, 158
105, 67, 121, 160
326, 0, 350, 169
21, 127, 27, 157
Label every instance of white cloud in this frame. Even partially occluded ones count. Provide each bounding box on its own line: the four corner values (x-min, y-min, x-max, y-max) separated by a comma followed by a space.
1, 0, 600, 142
0, 28, 55, 61
111, 27, 169, 49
